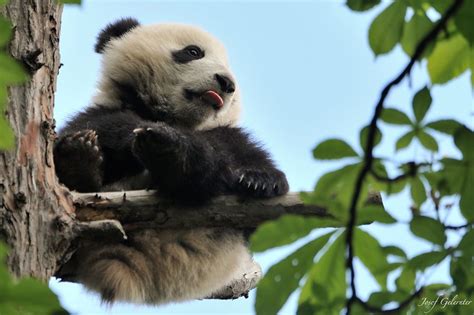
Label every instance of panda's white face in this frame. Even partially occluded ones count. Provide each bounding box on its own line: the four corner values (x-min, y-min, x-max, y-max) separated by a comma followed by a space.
93, 23, 241, 130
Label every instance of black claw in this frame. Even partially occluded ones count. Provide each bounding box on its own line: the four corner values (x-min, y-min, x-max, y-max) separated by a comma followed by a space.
234, 168, 289, 198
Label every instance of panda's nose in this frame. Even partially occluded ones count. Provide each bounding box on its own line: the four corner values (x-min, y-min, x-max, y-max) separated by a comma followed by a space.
215, 74, 235, 94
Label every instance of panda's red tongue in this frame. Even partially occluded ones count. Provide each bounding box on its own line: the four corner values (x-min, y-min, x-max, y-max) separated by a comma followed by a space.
201, 90, 224, 109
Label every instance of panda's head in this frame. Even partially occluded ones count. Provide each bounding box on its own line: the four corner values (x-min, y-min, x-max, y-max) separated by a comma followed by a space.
93, 18, 241, 130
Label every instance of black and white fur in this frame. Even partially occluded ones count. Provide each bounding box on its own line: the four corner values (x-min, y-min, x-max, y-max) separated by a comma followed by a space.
54, 18, 288, 304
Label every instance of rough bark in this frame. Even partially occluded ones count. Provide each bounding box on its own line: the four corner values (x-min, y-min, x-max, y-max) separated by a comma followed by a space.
0, 0, 75, 280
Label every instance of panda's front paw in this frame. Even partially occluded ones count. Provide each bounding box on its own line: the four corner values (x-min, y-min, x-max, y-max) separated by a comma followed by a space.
132, 123, 186, 165
54, 129, 103, 191
55, 129, 103, 164
234, 168, 289, 198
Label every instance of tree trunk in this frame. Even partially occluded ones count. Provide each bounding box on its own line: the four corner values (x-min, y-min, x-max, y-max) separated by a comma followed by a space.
0, 0, 74, 280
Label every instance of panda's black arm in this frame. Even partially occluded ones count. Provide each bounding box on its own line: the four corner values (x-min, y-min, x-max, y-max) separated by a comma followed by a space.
55, 107, 147, 191
200, 126, 289, 197
201, 126, 276, 170
133, 124, 288, 202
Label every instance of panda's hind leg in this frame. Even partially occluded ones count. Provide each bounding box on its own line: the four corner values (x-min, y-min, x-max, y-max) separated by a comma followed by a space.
54, 129, 104, 192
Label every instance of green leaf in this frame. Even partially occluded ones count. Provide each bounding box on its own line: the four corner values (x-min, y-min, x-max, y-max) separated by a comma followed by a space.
409, 250, 447, 271
0, 242, 68, 315
369, 159, 409, 195
417, 130, 438, 151
470, 47, 474, 88
58, 0, 81, 3
367, 290, 407, 308
410, 177, 427, 207
313, 139, 358, 160
380, 108, 412, 125
346, 0, 381, 11
458, 229, 474, 256
0, 53, 28, 84
424, 283, 451, 292
300, 191, 350, 224
426, 119, 463, 135
451, 256, 474, 291
454, 127, 474, 222
454, 126, 474, 161
382, 245, 407, 260
255, 232, 333, 315
440, 158, 474, 221
410, 215, 446, 246
427, 34, 470, 85
299, 232, 346, 308
0, 278, 67, 315
454, 0, 474, 45
396, 266, 416, 292
0, 116, 14, 150
395, 130, 415, 151
0, 243, 11, 292
401, 13, 434, 58
412, 86, 432, 123
0, 17, 12, 48
0, 243, 7, 262
453, 127, 474, 220
354, 228, 391, 289
368, 1, 407, 55
359, 125, 382, 153
460, 168, 474, 221
429, 0, 452, 14
312, 163, 364, 208
357, 204, 396, 224
440, 158, 466, 194
250, 215, 338, 252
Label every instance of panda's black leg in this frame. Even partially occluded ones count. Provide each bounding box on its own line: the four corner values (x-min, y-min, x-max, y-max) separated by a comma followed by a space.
54, 130, 104, 192
132, 123, 223, 203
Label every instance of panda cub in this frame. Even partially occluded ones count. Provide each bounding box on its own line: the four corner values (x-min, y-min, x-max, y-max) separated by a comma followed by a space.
54, 18, 289, 304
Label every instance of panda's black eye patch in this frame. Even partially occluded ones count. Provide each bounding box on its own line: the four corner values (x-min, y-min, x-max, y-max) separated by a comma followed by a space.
172, 45, 205, 63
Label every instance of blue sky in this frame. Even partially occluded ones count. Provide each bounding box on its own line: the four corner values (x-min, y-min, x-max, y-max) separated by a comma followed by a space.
50, 1, 473, 314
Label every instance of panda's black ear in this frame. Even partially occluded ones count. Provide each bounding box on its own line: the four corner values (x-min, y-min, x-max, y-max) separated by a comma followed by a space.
95, 17, 141, 53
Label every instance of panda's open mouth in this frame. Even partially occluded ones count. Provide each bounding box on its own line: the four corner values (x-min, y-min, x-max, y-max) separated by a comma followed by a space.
184, 89, 224, 110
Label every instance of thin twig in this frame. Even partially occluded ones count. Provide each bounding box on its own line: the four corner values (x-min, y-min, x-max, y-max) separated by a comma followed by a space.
445, 223, 471, 230
344, 1, 464, 314
355, 288, 424, 314
370, 162, 430, 183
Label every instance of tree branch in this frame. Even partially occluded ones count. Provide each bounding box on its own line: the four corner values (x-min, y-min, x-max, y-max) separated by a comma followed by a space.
344, 0, 464, 313
72, 190, 339, 231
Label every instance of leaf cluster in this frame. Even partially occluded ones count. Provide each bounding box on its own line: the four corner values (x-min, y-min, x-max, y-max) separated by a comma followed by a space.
0, 242, 68, 315
252, 1, 473, 314
362, 0, 473, 87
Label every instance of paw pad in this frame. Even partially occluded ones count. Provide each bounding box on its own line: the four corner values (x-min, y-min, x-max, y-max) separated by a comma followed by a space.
56, 129, 103, 163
